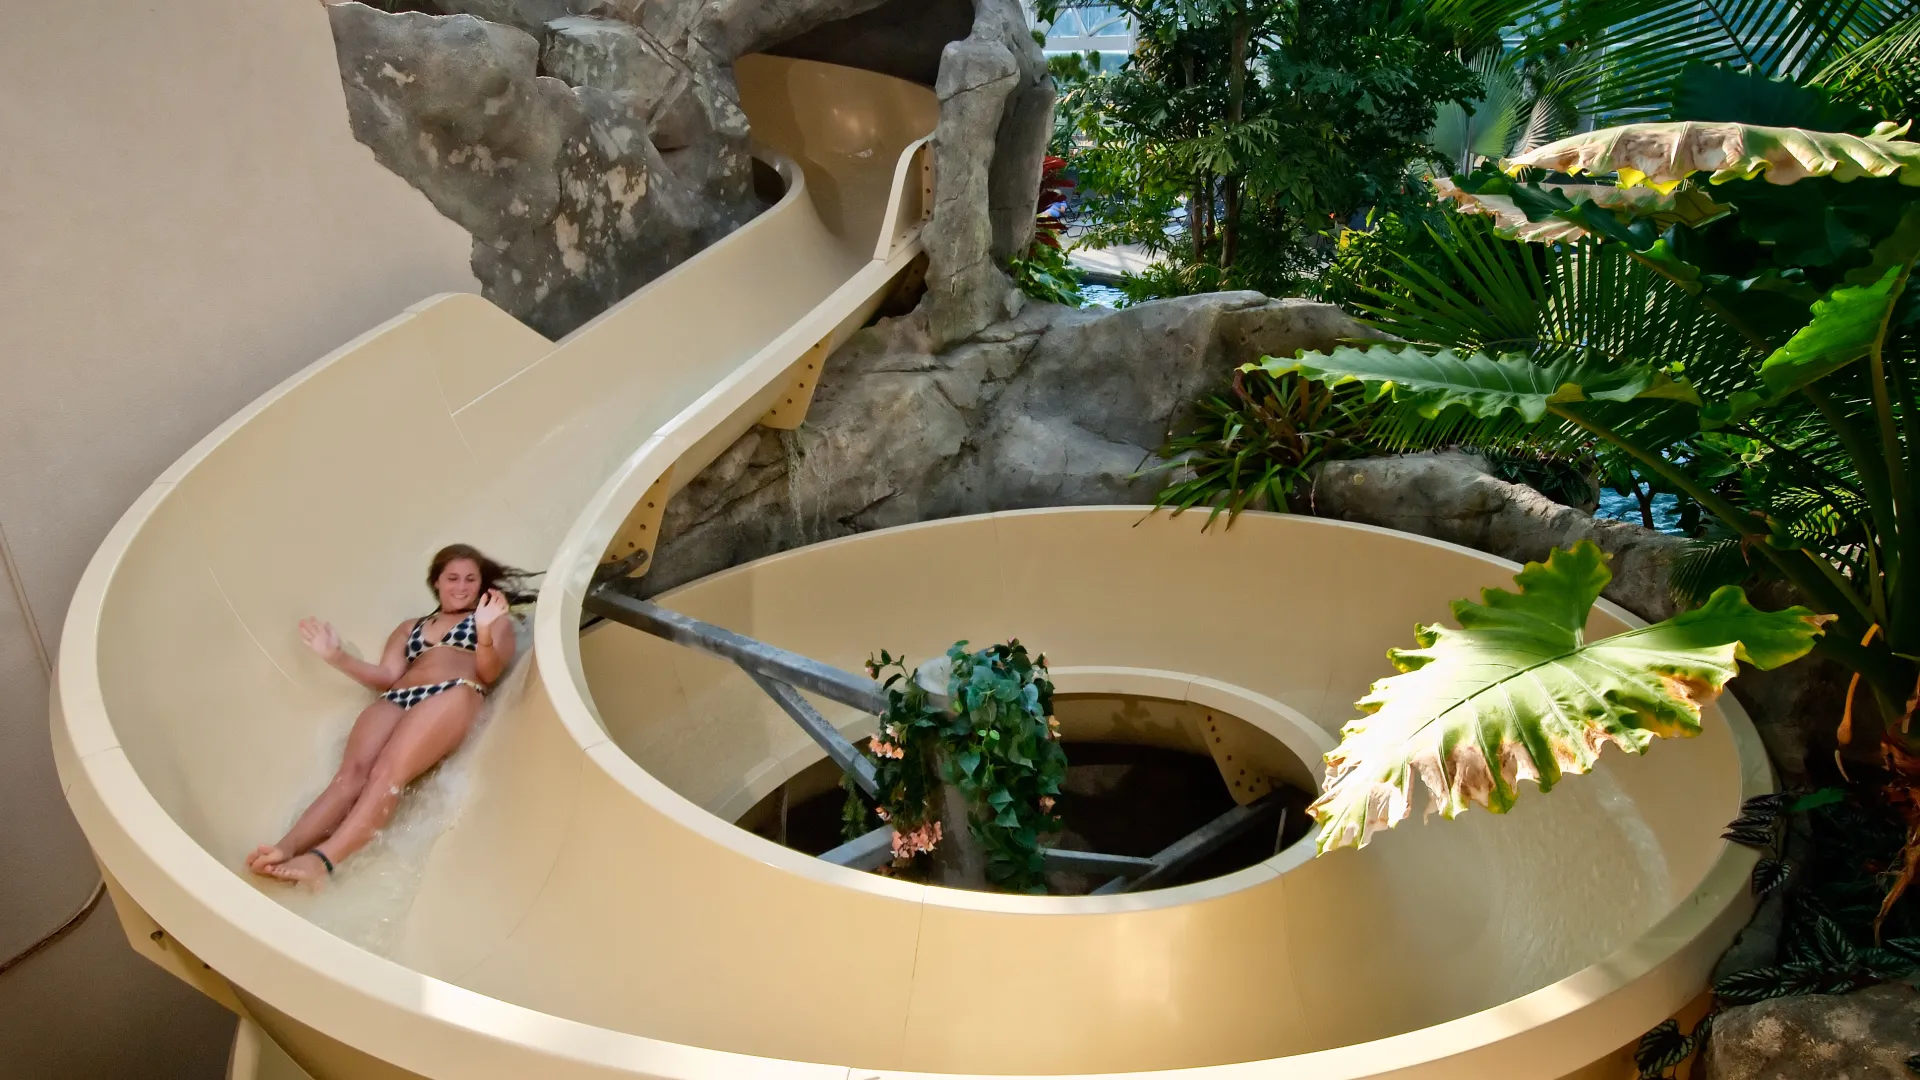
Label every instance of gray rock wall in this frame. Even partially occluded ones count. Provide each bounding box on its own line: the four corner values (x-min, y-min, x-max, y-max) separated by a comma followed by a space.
328, 1, 763, 336
645, 295, 1373, 593
325, 0, 1053, 341
920, 0, 1055, 348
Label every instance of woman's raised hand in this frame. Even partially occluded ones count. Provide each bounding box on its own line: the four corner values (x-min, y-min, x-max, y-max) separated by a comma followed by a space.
298, 617, 342, 662
475, 588, 510, 629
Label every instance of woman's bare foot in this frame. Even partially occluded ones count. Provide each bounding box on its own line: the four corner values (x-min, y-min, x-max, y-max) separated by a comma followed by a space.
266, 852, 331, 886
246, 845, 290, 875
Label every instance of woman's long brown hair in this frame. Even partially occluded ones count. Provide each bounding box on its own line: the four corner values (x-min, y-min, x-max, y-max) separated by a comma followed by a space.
425, 544, 539, 609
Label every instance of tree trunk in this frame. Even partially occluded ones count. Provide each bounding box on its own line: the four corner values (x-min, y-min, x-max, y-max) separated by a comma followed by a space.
1183, 54, 1206, 262
1193, 176, 1207, 260
930, 780, 988, 889
1221, 8, 1251, 271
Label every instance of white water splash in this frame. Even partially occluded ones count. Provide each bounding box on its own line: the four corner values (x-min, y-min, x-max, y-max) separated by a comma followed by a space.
273, 616, 533, 956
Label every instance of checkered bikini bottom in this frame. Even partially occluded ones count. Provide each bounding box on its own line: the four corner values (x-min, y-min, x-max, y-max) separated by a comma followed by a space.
380, 678, 487, 710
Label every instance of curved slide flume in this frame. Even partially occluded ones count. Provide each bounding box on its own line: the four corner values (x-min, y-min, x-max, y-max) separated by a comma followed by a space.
52, 53, 1767, 1080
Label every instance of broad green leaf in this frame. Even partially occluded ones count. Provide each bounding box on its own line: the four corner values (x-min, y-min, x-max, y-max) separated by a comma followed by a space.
1257, 345, 1699, 424
1759, 266, 1907, 393
1671, 63, 1875, 133
1311, 542, 1831, 853
1506, 121, 1920, 191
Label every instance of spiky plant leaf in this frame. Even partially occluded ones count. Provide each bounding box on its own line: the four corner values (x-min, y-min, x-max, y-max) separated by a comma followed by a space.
1810, 9, 1920, 121
1715, 965, 1797, 1004
1672, 537, 1765, 608
1506, 121, 1920, 190
1724, 822, 1778, 848
1259, 346, 1699, 427
1634, 1018, 1693, 1074
1540, 0, 1918, 123
1311, 542, 1830, 852
1815, 914, 1861, 966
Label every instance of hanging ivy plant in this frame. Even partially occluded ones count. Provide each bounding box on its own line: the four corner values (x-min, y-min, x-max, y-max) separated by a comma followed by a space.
848, 641, 1068, 893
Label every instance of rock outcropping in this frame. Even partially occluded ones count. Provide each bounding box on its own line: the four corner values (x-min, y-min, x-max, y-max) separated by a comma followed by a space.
328, 1, 763, 336
1311, 450, 1690, 621
325, 0, 1049, 339
645, 294, 1373, 593
1701, 983, 1920, 1079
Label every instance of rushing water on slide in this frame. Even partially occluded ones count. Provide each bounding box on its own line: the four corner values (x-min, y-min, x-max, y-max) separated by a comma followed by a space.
271, 616, 533, 956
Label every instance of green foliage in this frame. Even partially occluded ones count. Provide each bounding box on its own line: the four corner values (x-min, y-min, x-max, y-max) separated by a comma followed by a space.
1055, 0, 1481, 299
854, 652, 950, 859
1519, 0, 1920, 125
1311, 542, 1827, 852
1639, 788, 1920, 1076
1263, 343, 1700, 421
1808, 10, 1920, 122
1282, 120, 1920, 732
944, 642, 1068, 891
1428, 45, 1595, 174
1142, 368, 1377, 526
854, 643, 1067, 893
1010, 154, 1086, 307
1671, 62, 1876, 132
1317, 207, 1456, 314
1009, 240, 1086, 307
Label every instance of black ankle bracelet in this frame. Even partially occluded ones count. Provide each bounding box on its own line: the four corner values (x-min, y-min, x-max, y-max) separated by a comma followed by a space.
311, 849, 334, 875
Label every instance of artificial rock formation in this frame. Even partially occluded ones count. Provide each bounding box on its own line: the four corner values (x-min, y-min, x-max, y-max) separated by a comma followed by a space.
1311, 450, 1690, 621
325, 0, 1051, 340
645, 293, 1373, 592
328, 1, 758, 336
1701, 983, 1920, 1079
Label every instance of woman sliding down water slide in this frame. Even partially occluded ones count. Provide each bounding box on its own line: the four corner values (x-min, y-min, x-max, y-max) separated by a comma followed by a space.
246, 544, 531, 885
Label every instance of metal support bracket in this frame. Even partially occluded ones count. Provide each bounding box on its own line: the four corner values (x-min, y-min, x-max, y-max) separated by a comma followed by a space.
744, 669, 878, 797
821, 826, 894, 870
1041, 848, 1156, 879
585, 592, 898, 713
597, 468, 673, 581
1092, 796, 1286, 895
758, 338, 830, 430
1194, 706, 1276, 806
589, 588, 1219, 889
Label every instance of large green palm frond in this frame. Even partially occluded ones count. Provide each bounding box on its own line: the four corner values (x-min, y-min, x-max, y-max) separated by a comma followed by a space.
1431, 51, 1533, 174
1809, 9, 1920, 120
1548, 0, 1917, 122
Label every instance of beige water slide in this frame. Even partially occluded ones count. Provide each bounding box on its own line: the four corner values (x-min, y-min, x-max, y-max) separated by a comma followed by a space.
52, 53, 1768, 1080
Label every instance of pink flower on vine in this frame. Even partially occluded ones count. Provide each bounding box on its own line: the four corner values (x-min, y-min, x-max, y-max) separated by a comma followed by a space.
891, 821, 942, 857
1039, 796, 1055, 813
869, 738, 904, 760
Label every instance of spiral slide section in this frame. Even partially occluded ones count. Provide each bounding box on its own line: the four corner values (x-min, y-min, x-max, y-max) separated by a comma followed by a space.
52, 51, 1769, 1080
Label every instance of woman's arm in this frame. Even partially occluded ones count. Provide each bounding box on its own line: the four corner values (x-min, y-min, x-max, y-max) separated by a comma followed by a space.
473, 589, 516, 685
299, 618, 410, 691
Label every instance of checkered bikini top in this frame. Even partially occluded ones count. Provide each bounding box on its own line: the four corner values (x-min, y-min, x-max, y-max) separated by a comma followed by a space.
405, 610, 478, 661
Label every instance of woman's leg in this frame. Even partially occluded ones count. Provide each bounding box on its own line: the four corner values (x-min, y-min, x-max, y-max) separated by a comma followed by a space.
248, 699, 405, 875
269, 687, 482, 883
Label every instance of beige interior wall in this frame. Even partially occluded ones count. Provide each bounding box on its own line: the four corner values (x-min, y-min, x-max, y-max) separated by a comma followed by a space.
0, 2, 477, 1076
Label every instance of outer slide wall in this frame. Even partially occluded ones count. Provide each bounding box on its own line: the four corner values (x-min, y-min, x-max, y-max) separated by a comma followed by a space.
50, 52, 1767, 1080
